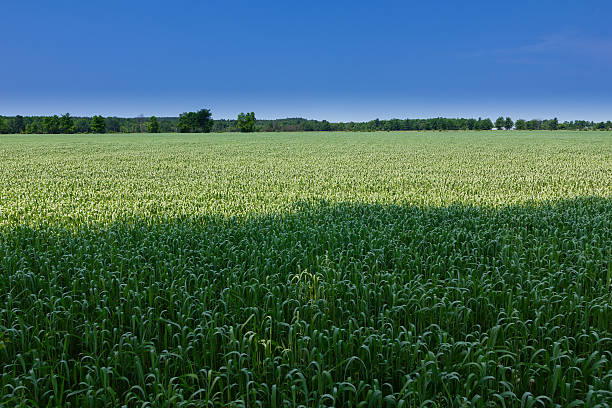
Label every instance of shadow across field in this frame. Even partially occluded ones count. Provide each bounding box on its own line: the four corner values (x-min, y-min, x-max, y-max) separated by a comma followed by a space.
1, 197, 611, 406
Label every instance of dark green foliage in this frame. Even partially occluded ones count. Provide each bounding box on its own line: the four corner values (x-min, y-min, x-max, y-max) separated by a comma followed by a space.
495, 116, 505, 129
74, 117, 91, 133
0, 116, 9, 133
59, 113, 75, 133
549, 117, 559, 130
178, 109, 213, 132
177, 114, 193, 132
193, 109, 213, 132
477, 117, 493, 130
2, 112, 611, 134
25, 122, 41, 134
0, 199, 611, 406
41, 115, 61, 134
105, 116, 123, 133
237, 112, 257, 132
90, 115, 106, 133
10, 115, 25, 133
518, 118, 562, 131
148, 116, 160, 133
527, 119, 540, 130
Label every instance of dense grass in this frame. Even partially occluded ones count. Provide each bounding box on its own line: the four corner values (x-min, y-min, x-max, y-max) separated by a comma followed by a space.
0, 131, 611, 407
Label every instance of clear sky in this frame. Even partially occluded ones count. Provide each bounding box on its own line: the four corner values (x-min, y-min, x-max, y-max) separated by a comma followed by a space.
2, 0, 612, 121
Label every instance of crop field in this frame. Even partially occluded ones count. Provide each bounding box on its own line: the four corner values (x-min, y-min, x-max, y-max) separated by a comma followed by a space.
0, 131, 611, 407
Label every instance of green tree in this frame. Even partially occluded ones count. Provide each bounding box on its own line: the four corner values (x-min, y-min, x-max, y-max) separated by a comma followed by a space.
0, 116, 9, 133
148, 116, 160, 133
515, 119, 526, 130
11, 115, 25, 133
25, 122, 40, 134
549, 117, 559, 130
177, 109, 213, 132
42, 115, 61, 134
105, 117, 121, 133
91, 115, 106, 133
494, 116, 505, 129
177, 112, 194, 132
476, 118, 493, 130
320, 120, 332, 131
237, 112, 256, 132
504, 117, 514, 130
526, 119, 540, 130
74, 117, 91, 133
194, 109, 213, 133
59, 113, 75, 133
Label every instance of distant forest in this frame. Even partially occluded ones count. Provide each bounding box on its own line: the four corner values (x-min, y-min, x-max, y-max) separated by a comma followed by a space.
1, 111, 611, 134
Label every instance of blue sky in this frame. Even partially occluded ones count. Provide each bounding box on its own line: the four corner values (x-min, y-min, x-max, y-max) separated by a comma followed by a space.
2, 0, 612, 121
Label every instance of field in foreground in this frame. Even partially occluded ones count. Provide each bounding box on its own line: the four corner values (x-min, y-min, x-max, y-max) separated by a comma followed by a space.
0, 131, 611, 407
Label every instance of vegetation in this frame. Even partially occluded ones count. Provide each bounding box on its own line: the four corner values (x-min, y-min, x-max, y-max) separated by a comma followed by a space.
495, 116, 505, 129
60, 113, 75, 134
1, 113, 611, 134
148, 116, 160, 133
177, 109, 213, 133
236, 111, 257, 132
0, 116, 9, 133
90, 115, 106, 133
494, 116, 514, 130
0, 131, 610, 406
515, 118, 559, 130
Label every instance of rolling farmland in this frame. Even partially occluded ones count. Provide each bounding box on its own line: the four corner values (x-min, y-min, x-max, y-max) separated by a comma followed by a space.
1, 131, 611, 406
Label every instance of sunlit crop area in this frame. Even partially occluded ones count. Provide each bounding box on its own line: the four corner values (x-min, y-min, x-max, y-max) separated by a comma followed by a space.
1, 131, 611, 407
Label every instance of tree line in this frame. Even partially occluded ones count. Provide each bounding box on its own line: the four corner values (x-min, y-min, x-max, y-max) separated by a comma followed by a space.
1, 110, 611, 134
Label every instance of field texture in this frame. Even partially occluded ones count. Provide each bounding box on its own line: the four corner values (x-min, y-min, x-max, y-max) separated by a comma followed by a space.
0, 131, 611, 407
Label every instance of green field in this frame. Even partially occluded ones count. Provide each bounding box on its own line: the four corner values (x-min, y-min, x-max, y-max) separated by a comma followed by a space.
1, 131, 611, 406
